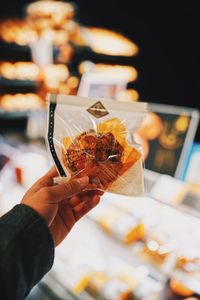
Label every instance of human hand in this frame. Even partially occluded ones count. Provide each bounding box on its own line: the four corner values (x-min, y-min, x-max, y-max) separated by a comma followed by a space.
21, 167, 102, 246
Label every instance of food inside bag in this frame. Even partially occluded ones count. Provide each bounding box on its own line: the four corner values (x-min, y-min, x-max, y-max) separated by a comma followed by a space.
47, 94, 147, 196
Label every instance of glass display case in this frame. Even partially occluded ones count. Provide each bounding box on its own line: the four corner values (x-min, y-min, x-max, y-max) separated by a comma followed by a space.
0, 132, 200, 300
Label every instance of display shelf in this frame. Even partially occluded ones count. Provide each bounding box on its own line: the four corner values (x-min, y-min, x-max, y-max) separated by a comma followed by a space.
0, 40, 30, 51
51, 213, 167, 300
85, 212, 177, 283
101, 194, 200, 267
144, 169, 200, 219
0, 139, 200, 299
0, 40, 31, 61
42, 273, 84, 300
151, 194, 200, 219
0, 83, 37, 95
0, 77, 37, 87
88, 217, 167, 282
51, 197, 200, 298
0, 108, 44, 119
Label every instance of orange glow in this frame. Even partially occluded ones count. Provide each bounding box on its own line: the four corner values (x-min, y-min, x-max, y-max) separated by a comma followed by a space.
175, 116, 189, 132
137, 112, 163, 140
170, 279, 193, 297
43, 64, 69, 82
58, 84, 70, 95
67, 76, 79, 89
0, 9, 78, 46
0, 94, 42, 111
117, 89, 139, 102
0, 62, 70, 86
0, 62, 40, 81
0, 19, 37, 45
81, 27, 139, 56
79, 61, 138, 82
26, 1, 74, 23
42, 64, 69, 89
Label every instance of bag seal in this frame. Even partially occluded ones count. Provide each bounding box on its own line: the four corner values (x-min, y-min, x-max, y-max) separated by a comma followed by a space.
47, 94, 148, 114
48, 100, 66, 177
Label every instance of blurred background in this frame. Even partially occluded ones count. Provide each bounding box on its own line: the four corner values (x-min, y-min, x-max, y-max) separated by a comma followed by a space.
1, 1, 200, 115
0, 1, 200, 300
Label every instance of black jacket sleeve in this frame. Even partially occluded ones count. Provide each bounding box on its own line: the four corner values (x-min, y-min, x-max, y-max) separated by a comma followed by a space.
0, 204, 55, 300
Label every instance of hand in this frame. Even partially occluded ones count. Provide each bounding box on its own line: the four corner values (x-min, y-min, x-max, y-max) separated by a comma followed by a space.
21, 167, 102, 246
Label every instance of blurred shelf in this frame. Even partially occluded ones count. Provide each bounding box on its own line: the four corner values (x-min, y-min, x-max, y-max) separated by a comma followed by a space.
0, 78, 38, 95
29, 275, 84, 300
0, 40, 30, 51
144, 169, 200, 219
87, 217, 168, 282
0, 40, 31, 61
0, 77, 37, 87
0, 108, 44, 119
43, 272, 96, 300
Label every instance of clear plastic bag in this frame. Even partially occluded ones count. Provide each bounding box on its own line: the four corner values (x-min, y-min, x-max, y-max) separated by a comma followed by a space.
47, 94, 147, 196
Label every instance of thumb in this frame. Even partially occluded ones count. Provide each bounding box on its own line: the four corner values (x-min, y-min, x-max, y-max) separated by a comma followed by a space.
44, 176, 89, 202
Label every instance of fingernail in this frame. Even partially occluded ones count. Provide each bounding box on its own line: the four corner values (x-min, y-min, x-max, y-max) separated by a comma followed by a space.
77, 176, 89, 188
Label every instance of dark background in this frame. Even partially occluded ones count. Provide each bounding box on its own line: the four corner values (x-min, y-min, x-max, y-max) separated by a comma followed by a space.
1, 0, 200, 138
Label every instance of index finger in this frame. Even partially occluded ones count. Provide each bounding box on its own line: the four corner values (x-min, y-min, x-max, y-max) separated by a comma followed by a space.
45, 176, 89, 202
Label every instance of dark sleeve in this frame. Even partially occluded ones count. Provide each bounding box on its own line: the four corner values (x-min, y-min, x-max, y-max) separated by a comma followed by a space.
0, 204, 55, 300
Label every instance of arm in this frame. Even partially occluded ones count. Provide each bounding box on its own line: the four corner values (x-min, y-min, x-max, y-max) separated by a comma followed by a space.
0, 204, 54, 300
0, 167, 101, 300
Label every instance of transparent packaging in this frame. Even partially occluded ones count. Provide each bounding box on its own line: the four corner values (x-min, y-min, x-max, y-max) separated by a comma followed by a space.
47, 94, 147, 196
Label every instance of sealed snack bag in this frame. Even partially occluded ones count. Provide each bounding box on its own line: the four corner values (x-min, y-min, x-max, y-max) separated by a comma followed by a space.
47, 94, 147, 196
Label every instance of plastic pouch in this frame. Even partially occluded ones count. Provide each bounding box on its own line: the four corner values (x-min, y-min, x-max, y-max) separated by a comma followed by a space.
47, 94, 147, 196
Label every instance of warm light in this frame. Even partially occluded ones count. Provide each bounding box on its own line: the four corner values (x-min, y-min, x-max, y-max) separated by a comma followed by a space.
137, 112, 163, 140
62, 20, 78, 36
56, 77, 79, 94
0, 10, 77, 46
41, 28, 69, 45
39, 64, 70, 91
0, 62, 70, 85
158, 244, 172, 255
116, 89, 139, 102
0, 62, 15, 80
0, 94, 42, 111
78, 61, 95, 74
79, 61, 138, 82
81, 27, 139, 56
147, 240, 159, 252
58, 83, 70, 95
0, 62, 40, 81
175, 116, 189, 132
0, 19, 37, 45
67, 77, 79, 89
26, 1, 74, 24
42, 64, 69, 83
170, 279, 193, 297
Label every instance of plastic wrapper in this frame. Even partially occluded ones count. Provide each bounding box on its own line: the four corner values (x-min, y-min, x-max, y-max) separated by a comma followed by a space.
47, 94, 147, 196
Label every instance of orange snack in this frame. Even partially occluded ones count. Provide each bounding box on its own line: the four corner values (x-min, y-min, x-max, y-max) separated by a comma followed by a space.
170, 279, 193, 297
62, 118, 141, 191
